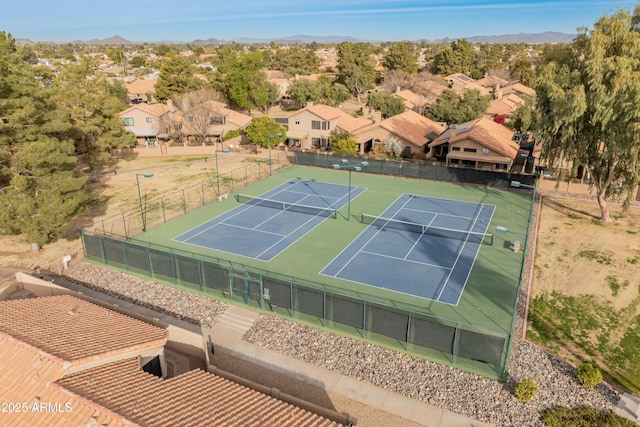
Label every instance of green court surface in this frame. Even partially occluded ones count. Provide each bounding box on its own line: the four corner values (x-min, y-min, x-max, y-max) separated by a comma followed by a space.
132, 165, 531, 338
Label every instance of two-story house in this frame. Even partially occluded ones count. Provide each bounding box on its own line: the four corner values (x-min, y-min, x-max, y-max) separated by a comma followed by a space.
179, 101, 252, 145
285, 104, 372, 151
427, 116, 521, 171
117, 103, 172, 147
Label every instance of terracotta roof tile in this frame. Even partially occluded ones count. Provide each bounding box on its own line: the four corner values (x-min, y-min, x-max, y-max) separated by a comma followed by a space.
58, 359, 342, 427
430, 116, 519, 159
0, 337, 126, 427
373, 110, 445, 147
297, 104, 372, 133
0, 295, 168, 363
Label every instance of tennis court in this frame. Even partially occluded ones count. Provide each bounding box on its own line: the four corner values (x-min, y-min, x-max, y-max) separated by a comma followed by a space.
321, 194, 495, 305
174, 178, 365, 261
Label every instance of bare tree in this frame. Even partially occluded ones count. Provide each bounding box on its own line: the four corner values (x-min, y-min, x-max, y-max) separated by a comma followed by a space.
379, 69, 409, 93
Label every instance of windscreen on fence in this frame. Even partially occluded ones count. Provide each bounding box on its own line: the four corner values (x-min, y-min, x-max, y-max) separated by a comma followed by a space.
124, 244, 150, 273
293, 286, 325, 318
176, 256, 200, 287
83, 233, 104, 259
103, 238, 125, 266
409, 315, 456, 355
149, 249, 175, 279
201, 262, 230, 292
81, 233, 511, 378
456, 329, 506, 368
366, 304, 409, 342
326, 294, 364, 329
293, 151, 536, 189
262, 277, 292, 309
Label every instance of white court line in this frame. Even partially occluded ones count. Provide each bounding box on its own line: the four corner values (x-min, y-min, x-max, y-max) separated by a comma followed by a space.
435, 203, 492, 302
403, 215, 437, 260
175, 184, 297, 241
402, 206, 476, 221
360, 249, 452, 270
332, 196, 414, 277
220, 221, 287, 237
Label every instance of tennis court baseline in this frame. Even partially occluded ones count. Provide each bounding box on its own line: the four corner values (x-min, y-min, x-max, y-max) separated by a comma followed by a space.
174, 178, 365, 261
321, 193, 495, 305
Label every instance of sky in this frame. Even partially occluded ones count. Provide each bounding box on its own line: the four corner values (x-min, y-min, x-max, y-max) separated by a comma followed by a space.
2, 1, 639, 43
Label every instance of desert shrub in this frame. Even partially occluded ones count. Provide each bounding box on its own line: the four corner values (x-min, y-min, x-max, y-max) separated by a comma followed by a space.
576, 363, 603, 388
514, 378, 538, 402
541, 406, 635, 426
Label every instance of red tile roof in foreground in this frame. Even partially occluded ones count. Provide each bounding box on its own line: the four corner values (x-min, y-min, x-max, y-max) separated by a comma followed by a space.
0, 295, 168, 363
57, 358, 342, 427
0, 336, 126, 427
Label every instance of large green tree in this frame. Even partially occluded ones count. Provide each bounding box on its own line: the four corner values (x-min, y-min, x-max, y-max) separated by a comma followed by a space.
0, 32, 87, 246
427, 88, 490, 124
329, 128, 357, 154
155, 55, 203, 101
535, 6, 640, 221
286, 75, 350, 107
366, 91, 406, 119
53, 60, 135, 173
383, 41, 418, 74
430, 39, 476, 76
245, 116, 286, 148
269, 45, 321, 75
215, 51, 279, 114
337, 42, 377, 102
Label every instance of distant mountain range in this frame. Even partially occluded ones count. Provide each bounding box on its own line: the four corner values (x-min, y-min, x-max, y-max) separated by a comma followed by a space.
15, 31, 576, 46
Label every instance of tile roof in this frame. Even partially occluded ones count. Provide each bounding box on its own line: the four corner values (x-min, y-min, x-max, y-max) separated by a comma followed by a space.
376, 110, 445, 147
486, 93, 526, 117
475, 75, 510, 89
202, 101, 252, 128
0, 336, 125, 427
500, 82, 536, 97
0, 295, 168, 364
117, 103, 171, 118
125, 79, 156, 95
430, 116, 520, 159
58, 358, 342, 427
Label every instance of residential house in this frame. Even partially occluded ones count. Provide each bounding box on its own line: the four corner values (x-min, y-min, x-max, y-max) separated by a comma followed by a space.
0, 294, 346, 427
266, 70, 292, 99
497, 82, 536, 99
285, 104, 372, 151
353, 110, 445, 156
427, 116, 521, 171
486, 93, 527, 120
394, 89, 433, 115
444, 73, 491, 97
117, 103, 172, 146
475, 75, 510, 92
125, 78, 157, 103
179, 100, 252, 145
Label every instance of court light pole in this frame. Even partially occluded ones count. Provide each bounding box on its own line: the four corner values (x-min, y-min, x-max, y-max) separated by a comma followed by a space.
267, 132, 284, 175
214, 143, 221, 196
332, 159, 368, 221
136, 173, 154, 231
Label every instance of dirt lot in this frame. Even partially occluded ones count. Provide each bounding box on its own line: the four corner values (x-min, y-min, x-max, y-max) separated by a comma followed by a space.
533, 196, 640, 306
0, 148, 276, 271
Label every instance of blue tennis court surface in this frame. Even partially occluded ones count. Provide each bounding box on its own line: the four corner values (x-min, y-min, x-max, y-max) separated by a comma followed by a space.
174, 178, 365, 261
321, 194, 495, 305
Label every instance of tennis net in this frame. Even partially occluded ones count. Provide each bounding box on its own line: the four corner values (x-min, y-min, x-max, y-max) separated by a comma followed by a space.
361, 213, 493, 245
236, 193, 337, 218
